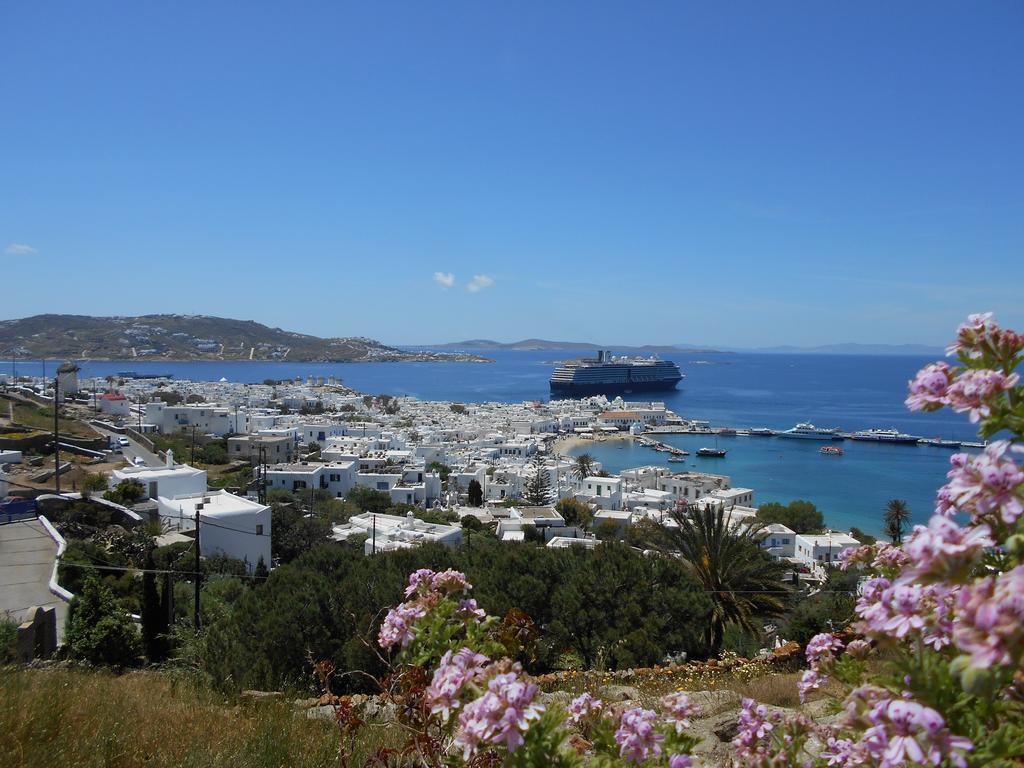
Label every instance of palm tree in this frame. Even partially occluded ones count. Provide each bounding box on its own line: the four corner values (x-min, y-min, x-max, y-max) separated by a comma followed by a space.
572, 453, 595, 481
884, 499, 911, 544
657, 503, 789, 657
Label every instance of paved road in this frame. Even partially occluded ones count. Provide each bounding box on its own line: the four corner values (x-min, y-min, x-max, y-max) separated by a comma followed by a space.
0, 519, 68, 638
90, 424, 163, 468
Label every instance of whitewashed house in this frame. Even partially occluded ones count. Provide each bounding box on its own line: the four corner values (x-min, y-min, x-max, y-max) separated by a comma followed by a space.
110, 451, 207, 500
156, 489, 271, 573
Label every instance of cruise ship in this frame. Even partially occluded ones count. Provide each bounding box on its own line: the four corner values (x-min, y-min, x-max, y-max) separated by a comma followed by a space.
777, 422, 842, 440
549, 351, 683, 396
849, 428, 920, 444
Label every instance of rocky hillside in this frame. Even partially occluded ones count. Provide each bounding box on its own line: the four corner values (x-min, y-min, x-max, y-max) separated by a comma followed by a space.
0, 314, 490, 363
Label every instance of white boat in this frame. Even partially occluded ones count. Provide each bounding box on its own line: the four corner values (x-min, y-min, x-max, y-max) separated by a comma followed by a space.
777, 422, 841, 440
749, 427, 776, 436
849, 428, 920, 444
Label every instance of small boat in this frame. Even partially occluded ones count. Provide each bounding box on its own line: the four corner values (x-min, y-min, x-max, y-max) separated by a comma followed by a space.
820, 445, 844, 455
717, 428, 737, 436
697, 447, 727, 457
667, 455, 687, 463
749, 427, 775, 436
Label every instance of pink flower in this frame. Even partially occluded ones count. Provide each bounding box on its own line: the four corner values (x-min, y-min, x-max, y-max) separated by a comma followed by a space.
405, 568, 436, 598
566, 692, 603, 726
660, 691, 701, 732
947, 312, 997, 359
953, 565, 1024, 669
432, 568, 472, 595
906, 362, 954, 412
938, 441, 1024, 525
797, 669, 823, 704
845, 639, 872, 660
377, 601, 427, 649
944, 369, 1019, 423
457, 598, 487, 621
425, 647, 490, 721
732, 698, 775, 759
668, 755, 693, 768
614, 708, 664, 764
865, 698, 972, 767
805, 632, 844, 672
947, 312, 1024, 361
454, 665, 544, 758
900, 515, 993, 584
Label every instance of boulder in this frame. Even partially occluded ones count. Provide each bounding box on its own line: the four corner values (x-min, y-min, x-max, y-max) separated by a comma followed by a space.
601, 684, 642, 703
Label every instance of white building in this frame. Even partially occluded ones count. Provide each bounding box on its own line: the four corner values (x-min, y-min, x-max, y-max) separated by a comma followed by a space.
110, 451, 207, 500
794, 532, 861, 566
547, 536, 598, 550
758, 523, 798, 560
332, 511, 462, 554
265, 461, 357, 497
145, 402, 232, 435
98, 392, 131, 416
576, 476, 623, 510
156, 489, 271, 573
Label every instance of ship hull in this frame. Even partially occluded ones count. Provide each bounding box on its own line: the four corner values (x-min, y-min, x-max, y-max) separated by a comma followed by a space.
549, 378, 682, 397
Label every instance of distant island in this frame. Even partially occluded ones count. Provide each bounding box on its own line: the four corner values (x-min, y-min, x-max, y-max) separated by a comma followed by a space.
432, 338, 728, 354
435, 338, 944, 357
0, 314, 491, 363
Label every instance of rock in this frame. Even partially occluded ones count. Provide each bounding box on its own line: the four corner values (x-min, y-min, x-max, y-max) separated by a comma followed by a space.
601, 684, 642, 703
360, 699, 398, 722
305, 705, 336, 721
685, 689, 743, 719
538, 690, 573, 709
240, 690, 283, 703
293, 697, 319, 710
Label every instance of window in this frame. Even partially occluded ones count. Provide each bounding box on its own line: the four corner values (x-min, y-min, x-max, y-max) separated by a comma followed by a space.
376, 482, 388, 490
783, 538, 790, 544
256, 524, 264, 535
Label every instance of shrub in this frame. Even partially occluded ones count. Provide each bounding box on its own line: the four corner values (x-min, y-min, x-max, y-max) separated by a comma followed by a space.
65, 575, 141, 666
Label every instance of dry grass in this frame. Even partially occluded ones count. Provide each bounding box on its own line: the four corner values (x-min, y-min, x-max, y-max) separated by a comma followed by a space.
542, 659, 816, 710
12, 403, 97, 439
0, 668, 400, 768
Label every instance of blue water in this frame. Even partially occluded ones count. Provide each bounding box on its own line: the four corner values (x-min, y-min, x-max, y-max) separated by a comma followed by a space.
11, 350, 975, 534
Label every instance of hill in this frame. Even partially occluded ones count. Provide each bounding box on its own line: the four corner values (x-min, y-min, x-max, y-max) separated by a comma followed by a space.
435, 338, 725, 354
0, 314, 490, 363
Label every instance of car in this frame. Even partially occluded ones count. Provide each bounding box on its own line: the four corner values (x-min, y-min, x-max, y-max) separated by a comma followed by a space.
118, 437, 131, 447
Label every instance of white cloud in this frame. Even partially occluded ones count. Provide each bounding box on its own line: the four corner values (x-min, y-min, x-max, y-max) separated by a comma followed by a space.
466, 274, 495, 293
433, 271, 456, 289
5, 243, 37, 255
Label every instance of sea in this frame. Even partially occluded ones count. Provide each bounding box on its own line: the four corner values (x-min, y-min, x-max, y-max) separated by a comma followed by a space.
11, 350, 975, 536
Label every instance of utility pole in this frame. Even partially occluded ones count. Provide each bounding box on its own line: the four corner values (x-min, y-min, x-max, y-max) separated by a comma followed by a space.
194, 506, 201, 631
371, 513, 376, 554
190, 425, 197, 464
53, 376, 61, 495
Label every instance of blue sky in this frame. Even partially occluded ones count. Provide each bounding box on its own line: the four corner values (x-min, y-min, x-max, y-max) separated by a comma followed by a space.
2, 2, 1021, 347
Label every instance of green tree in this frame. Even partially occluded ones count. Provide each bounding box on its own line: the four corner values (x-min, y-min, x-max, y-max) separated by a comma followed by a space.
345, 487, 392, 516
658, 503, 789, 656
271, 505, 332, 565
140, 549, 170, 662
103, 479, 145, 506
555, 497, 593, 529
426, 461, 452, 482
755, 499, 825, 533
572, 453, 595, 481
461, 514, 483, 531
80, 472, 108, 495
522, 454, 552, 506
467, 479, 484, 507
65, 575, 141, 666
849, 526, 877, 545
883, 499, 912, 544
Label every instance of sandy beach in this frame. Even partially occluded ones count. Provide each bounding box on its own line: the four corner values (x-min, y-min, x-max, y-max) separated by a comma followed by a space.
552, 433, 635, 456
